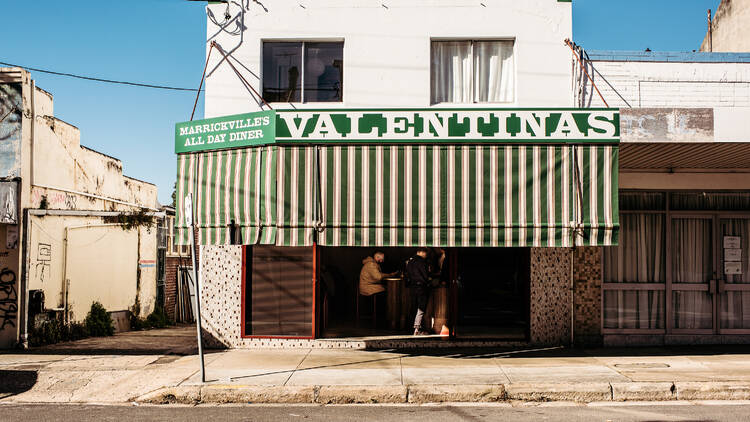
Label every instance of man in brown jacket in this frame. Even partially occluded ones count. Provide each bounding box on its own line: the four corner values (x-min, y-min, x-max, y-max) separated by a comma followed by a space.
359, 251, 397, 296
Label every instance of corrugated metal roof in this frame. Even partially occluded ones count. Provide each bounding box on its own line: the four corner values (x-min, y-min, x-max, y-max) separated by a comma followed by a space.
620, 142, 750, 170
587, 50, 750, 63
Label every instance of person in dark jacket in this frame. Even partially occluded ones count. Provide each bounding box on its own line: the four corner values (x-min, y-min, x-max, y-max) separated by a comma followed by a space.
406, 247, 431, 335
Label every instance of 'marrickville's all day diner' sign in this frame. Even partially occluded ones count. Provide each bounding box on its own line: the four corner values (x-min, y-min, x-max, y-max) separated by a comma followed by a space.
175, 108, 619, 153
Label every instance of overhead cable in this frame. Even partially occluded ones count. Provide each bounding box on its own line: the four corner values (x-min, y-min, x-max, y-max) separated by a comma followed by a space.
0, 60, 201, 92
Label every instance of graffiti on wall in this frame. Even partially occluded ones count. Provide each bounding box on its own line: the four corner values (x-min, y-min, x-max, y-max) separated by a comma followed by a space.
0, 182, 18, 224
0, 84, 22, 178
0, 268, 17, 329
30, 189, 80, 210
35, 243, 52, 283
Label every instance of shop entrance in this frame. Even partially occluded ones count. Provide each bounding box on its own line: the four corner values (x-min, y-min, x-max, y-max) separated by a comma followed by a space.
317, 246, 530, 339
453, 248, 530, 339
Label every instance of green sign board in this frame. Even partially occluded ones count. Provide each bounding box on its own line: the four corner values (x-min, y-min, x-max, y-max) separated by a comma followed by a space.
175, 108, 619, 153
174, 110, 275, 153
274, 109, 619, 144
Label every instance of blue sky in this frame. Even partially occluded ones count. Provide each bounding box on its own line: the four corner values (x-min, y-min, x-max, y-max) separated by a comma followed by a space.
1, 0, 721, 205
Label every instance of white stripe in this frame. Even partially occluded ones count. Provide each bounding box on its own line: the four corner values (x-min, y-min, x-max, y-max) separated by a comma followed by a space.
447, 146, 455, 247
462, 145, 469, 247
518, 146, 526, 247
504, 146, 513, 247
489, 147, 497, 247
333, 146, 342, 247
319, 148, 328, 245
348, 145, 356, 247
433, 145, 440, 246
224, 151, 231, 243
404, 145, 412, 246
234, 151, 241, 235
276, 148, 284, 246
419, 145, 427, 246
475, 145, 483, 246
533, 146, 541, 247
390, 146, 398, 246
375, 146, 383, 246
603, 145, 613, 245
548, 146, 556, 247
362, 147, 370, 246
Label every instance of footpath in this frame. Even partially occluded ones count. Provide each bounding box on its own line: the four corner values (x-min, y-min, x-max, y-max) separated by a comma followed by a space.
2, 335, 750, 405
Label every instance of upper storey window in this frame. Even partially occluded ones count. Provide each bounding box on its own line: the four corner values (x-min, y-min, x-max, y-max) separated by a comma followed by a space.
262, 41, 343, 103
431, 40, 514, 104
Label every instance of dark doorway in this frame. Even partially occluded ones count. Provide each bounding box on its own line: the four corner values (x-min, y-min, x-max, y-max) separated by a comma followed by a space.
454, 248, 530, 339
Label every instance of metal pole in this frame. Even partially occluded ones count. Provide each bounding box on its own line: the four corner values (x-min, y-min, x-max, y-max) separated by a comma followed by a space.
185, 193, 205, 383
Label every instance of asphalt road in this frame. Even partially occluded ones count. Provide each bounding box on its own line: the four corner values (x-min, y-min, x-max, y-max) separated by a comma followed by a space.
2, 402, 750, 422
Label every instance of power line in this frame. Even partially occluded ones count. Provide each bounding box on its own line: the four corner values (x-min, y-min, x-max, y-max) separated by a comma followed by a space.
0, 60, 201, 92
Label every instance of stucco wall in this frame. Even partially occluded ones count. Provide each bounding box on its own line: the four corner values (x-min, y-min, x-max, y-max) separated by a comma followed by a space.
27, 215, 157, 321
204, 0, 573, 116
701, 0, 750, 52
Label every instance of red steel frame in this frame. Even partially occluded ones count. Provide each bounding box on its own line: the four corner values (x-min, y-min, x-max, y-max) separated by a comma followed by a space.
240, 243, 318, 340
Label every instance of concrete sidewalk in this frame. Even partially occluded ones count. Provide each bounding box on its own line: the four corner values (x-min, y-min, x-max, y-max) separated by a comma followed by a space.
3, 346, 750, 404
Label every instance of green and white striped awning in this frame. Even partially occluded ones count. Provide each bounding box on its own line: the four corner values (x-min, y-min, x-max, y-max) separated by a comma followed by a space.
176, 144, 619, 248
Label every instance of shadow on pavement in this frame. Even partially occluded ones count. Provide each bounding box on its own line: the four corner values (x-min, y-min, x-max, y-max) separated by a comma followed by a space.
0, 370, 37, 398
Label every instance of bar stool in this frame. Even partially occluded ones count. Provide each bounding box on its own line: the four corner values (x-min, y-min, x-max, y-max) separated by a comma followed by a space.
355, 281, 378, 329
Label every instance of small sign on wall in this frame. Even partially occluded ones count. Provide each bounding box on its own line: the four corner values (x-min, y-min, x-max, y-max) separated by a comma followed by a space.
725, 261, 743, 275
724, 236, 741, 249
725, 248, 742, 262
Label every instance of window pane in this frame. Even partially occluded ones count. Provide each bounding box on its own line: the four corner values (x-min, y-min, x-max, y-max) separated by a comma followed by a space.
672, 218, 712, 284
304, 42, 343, 102
673, 291, 712, 329
263, 42, 302, 102
247, 246, 313, 336
604, 214, 666, 282
670, 192, 750, 210
720, 292, 750, 329
603, 290, 664, 329
721, 219, 750, 284
473, 41, 514, 103
431, 41, 472, 103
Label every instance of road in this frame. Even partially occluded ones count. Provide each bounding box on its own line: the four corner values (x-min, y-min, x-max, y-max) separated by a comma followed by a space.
2, 402, 750, 421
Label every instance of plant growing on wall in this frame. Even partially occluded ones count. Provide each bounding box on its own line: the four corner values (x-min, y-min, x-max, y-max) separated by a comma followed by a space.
105, 209, 154, 231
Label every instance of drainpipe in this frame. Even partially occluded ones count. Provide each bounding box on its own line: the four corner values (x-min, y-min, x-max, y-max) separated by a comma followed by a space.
62, 223, 122, 324
19, 81, 36, 349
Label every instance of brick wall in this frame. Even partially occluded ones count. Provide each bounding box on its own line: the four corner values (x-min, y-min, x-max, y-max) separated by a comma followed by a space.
165, 227, 198, 321
573, 247, 602, 347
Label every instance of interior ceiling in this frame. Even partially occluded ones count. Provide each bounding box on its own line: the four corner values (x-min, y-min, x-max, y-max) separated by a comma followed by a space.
619, 142, 750, 171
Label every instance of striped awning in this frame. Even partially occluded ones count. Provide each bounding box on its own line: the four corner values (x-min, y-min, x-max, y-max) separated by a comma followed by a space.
176, 144, 619, 248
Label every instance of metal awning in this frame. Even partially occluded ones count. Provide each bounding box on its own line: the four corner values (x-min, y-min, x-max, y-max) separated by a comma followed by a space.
620, 142, 750, 171
176, 144, 619, 248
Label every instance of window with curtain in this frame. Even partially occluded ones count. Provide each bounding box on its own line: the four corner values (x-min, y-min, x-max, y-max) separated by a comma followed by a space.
263, 41, 343, 103
603, 212, 666, 329
431, 40, 514, 104
720, 218, 750, 329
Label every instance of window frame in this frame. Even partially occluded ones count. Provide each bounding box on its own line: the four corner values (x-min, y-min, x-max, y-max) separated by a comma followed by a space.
602, 189, 750, 336
429, 38, 516, 105
261, 39, 345, 105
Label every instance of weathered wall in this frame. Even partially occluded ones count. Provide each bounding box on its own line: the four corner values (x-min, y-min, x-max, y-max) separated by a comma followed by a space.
0, 82, 22, 178
0, 225, 19, 347
205, 0, 573, 116
701, 0, 750, 52
529, 247, 572, 346
573, 246, 602, 347
27, 215, 157, 321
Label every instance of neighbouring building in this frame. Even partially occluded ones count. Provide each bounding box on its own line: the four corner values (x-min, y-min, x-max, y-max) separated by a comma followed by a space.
161, 205, 194, 323
701, 0, 750, 52
174, 0, 748, 349
0, 67, 163, 348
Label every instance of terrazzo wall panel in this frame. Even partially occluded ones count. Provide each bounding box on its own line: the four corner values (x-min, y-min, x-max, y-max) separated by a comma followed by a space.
529, 248, 572, 346
573, 247, 603, 347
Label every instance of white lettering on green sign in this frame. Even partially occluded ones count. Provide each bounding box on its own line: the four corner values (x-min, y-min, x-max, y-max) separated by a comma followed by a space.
175, 110, 275, 153
274, 109, 619, 142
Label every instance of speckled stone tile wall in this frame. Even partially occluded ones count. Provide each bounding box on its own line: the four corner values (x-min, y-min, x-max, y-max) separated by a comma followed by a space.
529, 248, 572, 346
573, 247, 603, 347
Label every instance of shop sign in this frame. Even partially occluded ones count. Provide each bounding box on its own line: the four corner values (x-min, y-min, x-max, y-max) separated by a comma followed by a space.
725, 261, 743, 275
175, 110, 275, 153
274, 109, 620, 143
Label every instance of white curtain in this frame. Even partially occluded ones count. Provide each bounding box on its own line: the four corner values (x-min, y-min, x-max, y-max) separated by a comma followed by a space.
474, 41, 514, 103
672, 218, 713, 329
720, 219, 750, 329
603, 213, 665, 329
431, 41, 472, 103
431, 41, 514, 104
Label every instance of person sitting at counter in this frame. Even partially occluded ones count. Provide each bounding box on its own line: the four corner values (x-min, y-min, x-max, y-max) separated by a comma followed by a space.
359, 251, 398, 296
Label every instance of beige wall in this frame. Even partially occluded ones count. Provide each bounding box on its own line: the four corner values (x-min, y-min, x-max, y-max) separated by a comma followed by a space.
27, 215, 157, 322
620, 172, 750, 190
701, 0, 750, 52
